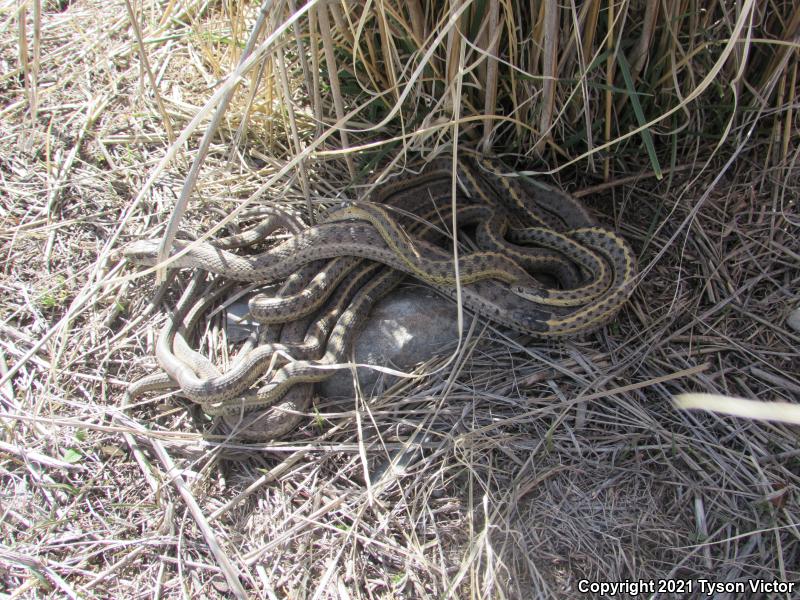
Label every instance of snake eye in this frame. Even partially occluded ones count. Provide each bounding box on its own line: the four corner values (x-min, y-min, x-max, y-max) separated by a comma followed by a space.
511, 310, 547, 332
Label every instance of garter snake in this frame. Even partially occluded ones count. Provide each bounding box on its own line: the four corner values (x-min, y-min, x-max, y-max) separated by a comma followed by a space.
202, 264, 403, 416
124, 212, 635, 337
134, 205, 437, 406
248, 256, 362, 323
323, 200, 611, 306
125, 155, 636, 418
155, 260, 384, 403
200, 227, 635, 415
153, 204, 472, 405
323, 156, 619, 305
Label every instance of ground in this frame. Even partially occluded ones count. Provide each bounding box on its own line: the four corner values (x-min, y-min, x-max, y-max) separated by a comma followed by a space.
0, 1, 798, 598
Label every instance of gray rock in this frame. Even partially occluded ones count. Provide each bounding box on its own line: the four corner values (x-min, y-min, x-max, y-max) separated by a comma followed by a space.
225, 285, 461, 399
318, 285, 460, 398
788, 307, 800, 334
225, 295, 261, 343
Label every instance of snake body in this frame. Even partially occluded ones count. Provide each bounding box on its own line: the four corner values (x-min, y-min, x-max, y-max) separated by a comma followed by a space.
203, 265, 404, 416
124, 219, 634, 335
125, 155, 636, 423
248, 256, 362, 323
155, 260, 382, 403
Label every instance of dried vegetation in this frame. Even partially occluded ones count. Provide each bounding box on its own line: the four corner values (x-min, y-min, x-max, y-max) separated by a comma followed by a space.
0, 0, 798, 598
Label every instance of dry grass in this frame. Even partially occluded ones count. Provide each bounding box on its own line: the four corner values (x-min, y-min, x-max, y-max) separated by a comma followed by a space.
0, 0, 798, 598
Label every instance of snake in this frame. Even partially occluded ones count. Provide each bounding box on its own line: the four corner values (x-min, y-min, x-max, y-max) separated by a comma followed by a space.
220, 314, 316, 440
125, 260, 320, 401
127, 219, 634, 413
154, 260, 386, 403
202, 264, 404, 416
198, 231, 634, 416
125, 155, 636, 420
419, 156, 614, 304
203, 263, 321, 439
148, 204, 480, 404
133, 208, 436, 406
123, 216, 635, 336
248, 255, 363, 323
322, 200, 611, 306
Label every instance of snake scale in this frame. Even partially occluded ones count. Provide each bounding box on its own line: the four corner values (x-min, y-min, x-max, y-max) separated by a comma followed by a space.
124, 155, 636, 428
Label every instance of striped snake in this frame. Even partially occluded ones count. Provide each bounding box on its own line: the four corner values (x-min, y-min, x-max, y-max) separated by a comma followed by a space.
125, 156, 636, 420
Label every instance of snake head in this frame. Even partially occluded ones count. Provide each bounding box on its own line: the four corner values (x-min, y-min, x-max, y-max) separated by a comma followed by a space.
121, 239, 161, 265
318, 201, 352, 222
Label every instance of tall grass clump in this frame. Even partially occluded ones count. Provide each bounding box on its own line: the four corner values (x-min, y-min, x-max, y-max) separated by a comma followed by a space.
188, 0, 798, 181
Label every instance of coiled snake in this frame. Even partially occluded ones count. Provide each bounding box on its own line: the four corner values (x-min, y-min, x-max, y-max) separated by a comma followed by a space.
124, 156, 636, 428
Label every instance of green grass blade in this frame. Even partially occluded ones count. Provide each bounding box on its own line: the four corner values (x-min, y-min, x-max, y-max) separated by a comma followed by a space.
616, 51, 662, 179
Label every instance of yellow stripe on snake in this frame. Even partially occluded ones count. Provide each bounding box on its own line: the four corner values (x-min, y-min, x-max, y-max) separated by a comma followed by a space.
124, 156, 636, 423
